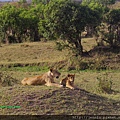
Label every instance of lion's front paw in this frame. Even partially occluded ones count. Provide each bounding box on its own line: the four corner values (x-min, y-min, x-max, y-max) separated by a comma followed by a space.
59, 85, 63, 88
71, 87, 75, 90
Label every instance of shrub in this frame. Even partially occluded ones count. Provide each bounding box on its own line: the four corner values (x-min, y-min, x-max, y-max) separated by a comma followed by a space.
0, 72, 18, 87
66, 55, 89, 71
97, 73, 113, 93
91, 60, 107, 70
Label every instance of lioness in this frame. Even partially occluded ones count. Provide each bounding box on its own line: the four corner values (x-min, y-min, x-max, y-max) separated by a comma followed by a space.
21, 68, 63, 88
60, 74, 76, 89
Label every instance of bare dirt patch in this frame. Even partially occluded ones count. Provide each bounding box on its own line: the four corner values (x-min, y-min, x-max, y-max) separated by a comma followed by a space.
0, 85, 119, 115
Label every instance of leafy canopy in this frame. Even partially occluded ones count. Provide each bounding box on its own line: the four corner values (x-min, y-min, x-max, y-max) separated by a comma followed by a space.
39, 0, 102, 55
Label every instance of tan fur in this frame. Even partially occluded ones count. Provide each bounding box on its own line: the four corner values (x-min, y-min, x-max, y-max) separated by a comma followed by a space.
60, 74, 75, 89
21, 69, 63, 88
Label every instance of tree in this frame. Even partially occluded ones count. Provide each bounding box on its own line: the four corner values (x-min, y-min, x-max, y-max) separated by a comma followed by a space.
82, 0, 110, 37
32, 0, 50, 4
19, 7, 41, 42
19, 0, 27, 3
82, 0, 116, 6
103, 9, 120, 47
39, 0, 101, 56
0, 3, 43, 43
0, 4, 21, 43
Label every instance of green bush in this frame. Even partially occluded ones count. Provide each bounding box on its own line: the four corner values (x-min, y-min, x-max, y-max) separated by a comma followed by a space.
90, 60, 107, 70
66, 55, 89, 71
0, 72, 18, 87
97, 73, 113, 93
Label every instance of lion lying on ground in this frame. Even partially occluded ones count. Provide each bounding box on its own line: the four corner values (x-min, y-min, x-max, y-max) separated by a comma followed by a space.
60, 74, 76, 89
21, 68, 63, 88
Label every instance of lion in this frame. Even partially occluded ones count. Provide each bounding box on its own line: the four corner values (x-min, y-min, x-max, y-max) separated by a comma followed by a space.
60, 74, 76, 89
21, 68, 63, 88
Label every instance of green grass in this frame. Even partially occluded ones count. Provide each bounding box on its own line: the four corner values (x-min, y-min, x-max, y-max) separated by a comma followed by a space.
1, 70, 120, 98
0, 40, 120, 115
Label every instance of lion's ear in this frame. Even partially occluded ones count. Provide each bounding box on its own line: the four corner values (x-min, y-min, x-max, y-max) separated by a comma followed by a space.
50, 68, 53, 72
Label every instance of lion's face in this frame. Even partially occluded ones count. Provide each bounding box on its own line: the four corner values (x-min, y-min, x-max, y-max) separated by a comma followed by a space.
50, 69, 61, 79
68, 74, 75, 82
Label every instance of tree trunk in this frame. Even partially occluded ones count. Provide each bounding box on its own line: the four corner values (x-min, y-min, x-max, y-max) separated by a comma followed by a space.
117, 26, 120, 44
85, 26, 93, 37
34, 29, 40, 41
74, 34, 83, 56
5, 33, 9, 44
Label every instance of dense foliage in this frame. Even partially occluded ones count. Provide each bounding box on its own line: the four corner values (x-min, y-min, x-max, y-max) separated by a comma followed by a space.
0, 0, 119, 56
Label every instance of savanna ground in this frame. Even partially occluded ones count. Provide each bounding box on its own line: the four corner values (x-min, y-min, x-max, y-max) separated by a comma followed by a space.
0, 38, 120, 118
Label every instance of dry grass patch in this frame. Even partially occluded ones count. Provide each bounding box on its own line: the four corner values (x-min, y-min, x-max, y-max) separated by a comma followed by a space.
0, 42, 68, 65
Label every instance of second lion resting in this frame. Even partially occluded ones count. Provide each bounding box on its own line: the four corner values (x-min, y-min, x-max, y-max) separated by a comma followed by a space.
60, 74, 76, 89
21, 68, 63, 88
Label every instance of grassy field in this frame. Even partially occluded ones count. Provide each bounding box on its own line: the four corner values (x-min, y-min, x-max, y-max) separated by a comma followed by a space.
0, 39, 120, 116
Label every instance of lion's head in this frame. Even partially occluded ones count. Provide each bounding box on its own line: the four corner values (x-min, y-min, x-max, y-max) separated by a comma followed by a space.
67, 74, 75, 82
50, 68, 61, 79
